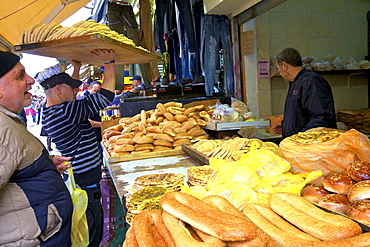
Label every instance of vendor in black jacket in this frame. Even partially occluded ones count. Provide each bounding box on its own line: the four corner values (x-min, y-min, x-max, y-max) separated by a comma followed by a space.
274, 47, 337, 138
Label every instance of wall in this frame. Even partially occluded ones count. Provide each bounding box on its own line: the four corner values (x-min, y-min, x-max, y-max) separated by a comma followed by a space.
248, 0, 370, 118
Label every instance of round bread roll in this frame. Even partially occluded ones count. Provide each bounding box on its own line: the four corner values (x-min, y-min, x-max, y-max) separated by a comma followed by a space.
114, 144, 135, 152
322, 172, 356, 195
173, 139, 191, 147
152, 146, 173, 152
347, 161, 370, 182
134, 144, 154, 151
301, 184, 330, 203
347, 200, 370, 225
133, 136, 155, 144
348, 180, 370, 202
174, 114, 188, 123
318, 194, 350, 214
153, 139, 173, 147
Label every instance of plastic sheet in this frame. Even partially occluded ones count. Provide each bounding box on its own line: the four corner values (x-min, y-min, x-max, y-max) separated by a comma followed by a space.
279, 128, 370, 175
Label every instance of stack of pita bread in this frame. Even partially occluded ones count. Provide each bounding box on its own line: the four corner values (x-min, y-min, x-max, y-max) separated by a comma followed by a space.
125, 186, 168, 225
187, 166, 216, 187
129, 173, 185, 195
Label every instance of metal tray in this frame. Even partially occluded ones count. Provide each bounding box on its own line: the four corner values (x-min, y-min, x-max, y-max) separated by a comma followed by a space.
204, 120, 270, 131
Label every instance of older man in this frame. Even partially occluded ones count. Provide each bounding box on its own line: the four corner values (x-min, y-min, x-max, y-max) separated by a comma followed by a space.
41, 49, 116, 247
0, 51, 73, 246
274, 47, 337, 138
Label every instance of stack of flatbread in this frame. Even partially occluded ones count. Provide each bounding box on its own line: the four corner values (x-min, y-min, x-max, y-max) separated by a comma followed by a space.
125, 186, 168, 225
187, 166, 216, 187
337, 109, 370, 133
191, 137, 278, 161
129, 173, 185, 196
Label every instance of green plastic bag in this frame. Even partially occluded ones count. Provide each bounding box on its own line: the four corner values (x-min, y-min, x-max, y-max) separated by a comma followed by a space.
65, 167, 89, 247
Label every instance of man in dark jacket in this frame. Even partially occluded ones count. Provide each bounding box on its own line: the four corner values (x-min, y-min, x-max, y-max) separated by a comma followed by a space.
274, 47, 337, 138
0, 51, 73, 246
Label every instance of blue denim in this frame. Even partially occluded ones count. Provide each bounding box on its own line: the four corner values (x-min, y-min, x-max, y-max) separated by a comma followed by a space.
181, 38, 193, 79
202, 15, 234, 96
155, 0, 196, 54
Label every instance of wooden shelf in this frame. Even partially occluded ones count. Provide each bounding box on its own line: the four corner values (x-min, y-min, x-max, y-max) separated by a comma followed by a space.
272, 69, 370, 77
13, 34, 163, 65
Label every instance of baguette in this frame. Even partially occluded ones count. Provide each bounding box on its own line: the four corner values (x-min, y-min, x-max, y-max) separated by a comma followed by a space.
286, 232, 370, 247
153, 133, 174, 143
268, 192, 362, 240
133, 136, 154, 144
122, 226, 139, 247
242, 203, 320, 246
160, 192, 257, 242
162, 211, 226, 247
202, 195, 278, 247
132, 209, 175, 247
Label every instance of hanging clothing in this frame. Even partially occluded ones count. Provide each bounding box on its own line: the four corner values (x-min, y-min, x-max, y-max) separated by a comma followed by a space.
139, 0, 160, 83
155, 0, 197, 54
202, 15, 234, 96
107, 1, 140, 45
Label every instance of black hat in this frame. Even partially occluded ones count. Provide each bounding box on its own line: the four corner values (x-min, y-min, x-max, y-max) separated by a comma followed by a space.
40, 72, 82, 90
0, 51, 20, 78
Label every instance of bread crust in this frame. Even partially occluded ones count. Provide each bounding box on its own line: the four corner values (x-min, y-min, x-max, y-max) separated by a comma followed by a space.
160, 192, 257, 241
268, 192, 362, 240
242, 203, 320, 246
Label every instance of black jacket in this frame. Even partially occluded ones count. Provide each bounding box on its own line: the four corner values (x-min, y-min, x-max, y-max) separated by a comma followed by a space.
282, 69, 337, 138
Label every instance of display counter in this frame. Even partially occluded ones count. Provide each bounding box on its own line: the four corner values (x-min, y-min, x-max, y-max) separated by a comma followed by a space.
119, 96, 231, 117
104, 154, 200, 205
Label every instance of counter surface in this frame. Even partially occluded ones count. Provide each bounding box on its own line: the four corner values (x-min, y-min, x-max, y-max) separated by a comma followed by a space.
104, 154, 200, 203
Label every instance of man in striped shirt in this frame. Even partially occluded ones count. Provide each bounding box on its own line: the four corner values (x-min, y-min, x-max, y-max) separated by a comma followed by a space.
41, 49, 116, 247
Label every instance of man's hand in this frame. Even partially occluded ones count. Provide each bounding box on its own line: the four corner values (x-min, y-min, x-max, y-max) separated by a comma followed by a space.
52, 155, 72, 174
272, 123, 283, 135
69, 60, 81, 80
90, 49, 115, 62
69, 60, 81, 69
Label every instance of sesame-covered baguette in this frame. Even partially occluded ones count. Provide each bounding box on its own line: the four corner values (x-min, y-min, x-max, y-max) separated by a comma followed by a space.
160, 192, 257, 242
131, 209, 175, 247
269, 192, 362, 241
202, 195, 278, 247
286, 232, 370, 247
243, 203, 320, 247
162, 211, 226, 247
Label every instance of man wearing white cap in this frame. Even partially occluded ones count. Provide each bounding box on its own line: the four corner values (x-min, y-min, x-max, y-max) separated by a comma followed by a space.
40, 49, 116, 247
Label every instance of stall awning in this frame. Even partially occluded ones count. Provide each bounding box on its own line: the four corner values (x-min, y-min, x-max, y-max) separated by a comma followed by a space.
0, 0, 91, 50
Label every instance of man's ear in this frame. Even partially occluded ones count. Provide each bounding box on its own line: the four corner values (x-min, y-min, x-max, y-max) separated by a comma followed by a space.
54, 84, 62, 95
282, 62, 289, 70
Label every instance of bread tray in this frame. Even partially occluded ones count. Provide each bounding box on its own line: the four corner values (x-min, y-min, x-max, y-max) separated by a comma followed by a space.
204, 120, 270, 131
102, 143, 185, 164
181, 145, 210, 165
309, 200, 370, 232
13, 34, 162, 65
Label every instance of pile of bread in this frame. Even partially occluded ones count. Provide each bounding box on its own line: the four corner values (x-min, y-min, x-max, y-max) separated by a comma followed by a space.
125, 173, 185, 225
301, 160, 370, 226
102, 102, 212, 156
337, 109, 370, 133
19, 20, 146, 51
123, 191, 370, 247
190, 137, 279, 161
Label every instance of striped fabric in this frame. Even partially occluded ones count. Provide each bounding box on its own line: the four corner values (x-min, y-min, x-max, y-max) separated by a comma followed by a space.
43, 89, 114, 175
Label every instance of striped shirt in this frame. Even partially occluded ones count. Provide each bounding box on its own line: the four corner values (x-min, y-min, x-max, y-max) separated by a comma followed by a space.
43, 89, 114, 186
